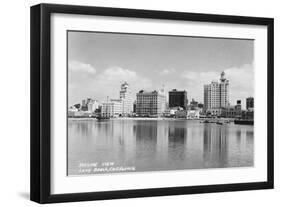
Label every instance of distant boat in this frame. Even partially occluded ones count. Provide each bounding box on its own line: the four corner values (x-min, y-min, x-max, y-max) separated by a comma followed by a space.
234, 119, 254, 125
216, 121, 223, 125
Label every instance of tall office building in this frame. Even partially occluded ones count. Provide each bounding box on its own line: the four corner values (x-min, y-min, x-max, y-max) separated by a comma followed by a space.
168, 89, 187, 109
136, 90, 166, 117
119, 82, 134, 115
204, 71, 230, 114
246, 97, 254, 110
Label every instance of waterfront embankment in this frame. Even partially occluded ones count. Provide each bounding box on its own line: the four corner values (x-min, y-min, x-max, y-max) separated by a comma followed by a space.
68, 117, 235, 122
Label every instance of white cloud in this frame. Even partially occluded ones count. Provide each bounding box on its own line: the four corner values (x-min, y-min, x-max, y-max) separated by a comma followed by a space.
182, 63, 254, 108
69, 60, 96, 74
68, 60, 254, 108
95, 66, 151, 88
68, 65, 152, 104
224, 64, 254, 93
93, 67, 152, 101
97, 67, 138, 83
162, 68, 176, 75
183, 71, 218, 85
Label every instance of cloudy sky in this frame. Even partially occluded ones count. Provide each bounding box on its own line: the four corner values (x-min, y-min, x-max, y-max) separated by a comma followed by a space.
68, 31, 254, 109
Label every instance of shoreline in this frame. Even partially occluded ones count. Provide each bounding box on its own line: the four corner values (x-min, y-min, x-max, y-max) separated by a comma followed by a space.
68, 117, 192, 121
68, 117, 235, 121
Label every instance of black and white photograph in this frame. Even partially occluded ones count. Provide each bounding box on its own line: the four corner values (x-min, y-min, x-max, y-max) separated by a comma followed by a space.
28, 3, 274, 204
67, 31, 255, 176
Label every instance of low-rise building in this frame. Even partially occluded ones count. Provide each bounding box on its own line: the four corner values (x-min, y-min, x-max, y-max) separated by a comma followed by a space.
187, 110, 200, 119
223, 106, 237, 118
68, 106, 78, 117
246, 97, 254, 110
222, 100, 242, 118
87, 100, 100, 112
205, 108, 224, 117
175, 110, 187, 118
163, 108, 177, 117
190, 99, 198, 110
101, 99, 123, 117
242, 109, 254, 120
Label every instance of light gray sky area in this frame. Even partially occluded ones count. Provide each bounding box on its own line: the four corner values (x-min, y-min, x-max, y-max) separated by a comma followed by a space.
68, 31, 254, 109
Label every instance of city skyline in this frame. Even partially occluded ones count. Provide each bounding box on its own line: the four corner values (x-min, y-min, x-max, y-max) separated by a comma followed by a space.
68, 31, 254, 108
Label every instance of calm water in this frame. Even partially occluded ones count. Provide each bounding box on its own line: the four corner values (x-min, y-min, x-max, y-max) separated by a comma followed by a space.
68, 119, 254, 175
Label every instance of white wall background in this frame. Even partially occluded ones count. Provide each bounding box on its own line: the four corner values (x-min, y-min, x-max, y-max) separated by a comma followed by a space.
0, 0, 279, 206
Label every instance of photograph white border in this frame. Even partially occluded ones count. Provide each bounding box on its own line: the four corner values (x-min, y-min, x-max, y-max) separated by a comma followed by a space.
51, 13, 268, 194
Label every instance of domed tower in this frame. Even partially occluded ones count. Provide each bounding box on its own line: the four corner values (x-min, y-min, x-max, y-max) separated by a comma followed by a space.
219, 71, 229, 108
220, 71, 226, 82
119, 82, 133, 115
121, 82, 129, 90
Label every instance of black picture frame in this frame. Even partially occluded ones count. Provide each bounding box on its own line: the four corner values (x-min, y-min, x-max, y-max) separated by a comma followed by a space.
30, 3, 274, 204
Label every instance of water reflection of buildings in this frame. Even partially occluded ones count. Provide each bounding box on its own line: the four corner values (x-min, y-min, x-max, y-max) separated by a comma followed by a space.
69, 120, 136, 161
133, 121, 187, 147
203, 124, 228, 167
236, 130, 242, 145
133, 121, 158, 168
167, 125, 187, 162
68, 121, 95, 138
234, 127, 254, 166
156, 121, 169, 160
133, 121, 158, 149
245, 130, 254, 147
68, 119, 254, 175
168, 126, 187, 145
236, 129, 253, 151
133, 120, 188, 168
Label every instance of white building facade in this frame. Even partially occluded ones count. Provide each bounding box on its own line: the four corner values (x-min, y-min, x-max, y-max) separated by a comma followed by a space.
101, 99, 123, 117
87, 100, 100, 112
101, 82, 134, 117
119, 82, 134, 115
204, 71, 230, 115
136, 90, 166, 117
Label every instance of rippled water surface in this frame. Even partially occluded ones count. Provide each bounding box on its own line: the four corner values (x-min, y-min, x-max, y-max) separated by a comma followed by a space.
68, 119, 254, 175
